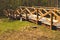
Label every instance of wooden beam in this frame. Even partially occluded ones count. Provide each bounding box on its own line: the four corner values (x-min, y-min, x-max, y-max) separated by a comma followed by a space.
20, 8, 25, 13
50, 11, 53, 30
31, 9, 37, 14
25, 8, 32, 15
51, 11, 59, 18
25, 9, 28, 21
43, 9, 48, 12
16, 9, 20, 14
36, 9, 39, 24
38, 11, 50, 20
38, 10, 43, 15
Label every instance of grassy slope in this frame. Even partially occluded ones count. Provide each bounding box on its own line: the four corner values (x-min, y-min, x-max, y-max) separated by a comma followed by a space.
0, 18, 39, 33
0, 18, 60, 40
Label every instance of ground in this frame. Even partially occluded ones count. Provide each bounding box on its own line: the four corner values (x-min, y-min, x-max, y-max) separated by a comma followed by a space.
0, 18, 60, 40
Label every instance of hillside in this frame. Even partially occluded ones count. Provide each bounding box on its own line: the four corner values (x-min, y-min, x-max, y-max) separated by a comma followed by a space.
0, 18, 60, 40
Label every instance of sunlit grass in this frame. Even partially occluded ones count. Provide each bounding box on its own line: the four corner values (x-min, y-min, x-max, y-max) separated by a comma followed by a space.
0, 18, 38, 32
0, 18, 60, 40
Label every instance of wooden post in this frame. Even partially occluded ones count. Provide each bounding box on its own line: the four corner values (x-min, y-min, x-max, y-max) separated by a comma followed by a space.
26, 11, 28, 21
20, 8, 23, 21
55, 15, 56, 20
54, 8, 57, 20
50, 12, 53, 30
36, 8, 39, 24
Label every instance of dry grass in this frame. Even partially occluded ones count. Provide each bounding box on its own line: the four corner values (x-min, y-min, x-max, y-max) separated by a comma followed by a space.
0, 18, 60, 40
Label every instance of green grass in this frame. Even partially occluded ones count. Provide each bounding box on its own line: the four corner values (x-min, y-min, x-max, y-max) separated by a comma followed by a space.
0, 18, 39, 33
0, 18, 60, 40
